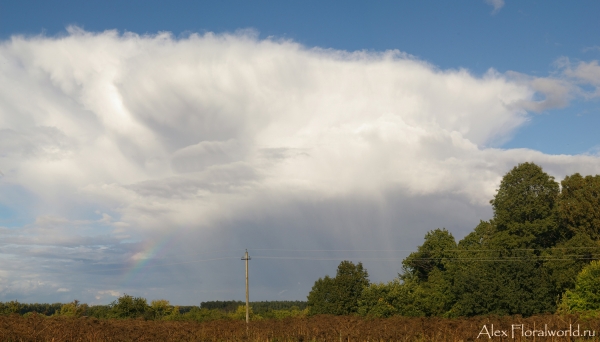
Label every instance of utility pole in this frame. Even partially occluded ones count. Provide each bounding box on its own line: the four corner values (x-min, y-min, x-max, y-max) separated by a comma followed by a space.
241, 249, 251, 323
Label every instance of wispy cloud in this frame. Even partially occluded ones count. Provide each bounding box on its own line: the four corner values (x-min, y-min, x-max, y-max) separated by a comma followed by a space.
505, 72, 573, 112
485, 0, 505, 14
583, 46, 600, 53
555, 57, 600, 98
503, 57, 600, 112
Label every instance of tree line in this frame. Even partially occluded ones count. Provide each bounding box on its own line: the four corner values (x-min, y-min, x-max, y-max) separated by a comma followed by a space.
200, 300, 307, 313
0, 297, 308, 321
307, 163, 600, 317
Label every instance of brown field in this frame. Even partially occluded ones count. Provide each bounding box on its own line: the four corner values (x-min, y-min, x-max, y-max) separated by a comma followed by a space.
1, 314, 600, 341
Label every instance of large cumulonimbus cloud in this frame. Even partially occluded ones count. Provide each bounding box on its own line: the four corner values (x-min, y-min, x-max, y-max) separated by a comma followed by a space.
1, 28, 600, 303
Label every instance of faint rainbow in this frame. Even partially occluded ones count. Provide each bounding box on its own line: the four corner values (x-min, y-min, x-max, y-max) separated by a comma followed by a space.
120, 235, 177, 286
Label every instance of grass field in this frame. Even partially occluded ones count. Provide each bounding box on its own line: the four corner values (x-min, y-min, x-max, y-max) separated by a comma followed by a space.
2, 313, 600, 341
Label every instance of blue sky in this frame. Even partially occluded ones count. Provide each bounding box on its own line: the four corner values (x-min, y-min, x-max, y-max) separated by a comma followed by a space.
0, 1, 599, 305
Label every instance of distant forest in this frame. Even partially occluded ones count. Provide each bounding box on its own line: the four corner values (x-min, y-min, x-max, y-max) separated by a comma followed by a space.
200, 301, 307, 313
0, 298, 308, 321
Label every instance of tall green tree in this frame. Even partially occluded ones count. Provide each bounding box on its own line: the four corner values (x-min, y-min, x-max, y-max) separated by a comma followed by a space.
447, 164, 559, 316
544, 233, 599, 297
490, 162, 561, 248
447, 247, 554, 317
333, 261, 370, 315
306, 275, 336, 315
402, 228, 456, 282
307, 261, 369, 315
395, 228, 456, 316
558, 173, 600, 240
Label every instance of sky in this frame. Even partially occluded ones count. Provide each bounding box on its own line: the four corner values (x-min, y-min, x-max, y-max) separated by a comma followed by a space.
0, 0, 599, 305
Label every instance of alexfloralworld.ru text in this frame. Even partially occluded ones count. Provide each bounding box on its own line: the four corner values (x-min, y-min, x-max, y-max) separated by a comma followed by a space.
478, 324, 596, 339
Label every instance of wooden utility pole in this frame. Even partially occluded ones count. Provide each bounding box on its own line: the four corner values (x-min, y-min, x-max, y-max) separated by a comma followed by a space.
241, 249, 251, 323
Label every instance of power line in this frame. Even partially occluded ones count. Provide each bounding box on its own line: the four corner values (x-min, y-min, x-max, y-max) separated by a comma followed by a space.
253, 255, 600, 262
72, 249, 600, 275
95, 252, 600, 268
251, 246, 600, 253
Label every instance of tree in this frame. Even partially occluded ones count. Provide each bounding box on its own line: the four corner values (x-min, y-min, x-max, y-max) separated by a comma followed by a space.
558, 173, 600, 240
358, 281, 402, 318
544, 233, 599, 297
457, 220, 495, 250
333, 261, 370, 315
490, 162, 560, 248
1, 300, 22, 315
307, 276, 336, 315
110, 294, 149, 319
59, 300, 88, 317
150, 299, 174, 320
392, 163, 600, 317
307, 261, 369, 315
446, 219, 556, 316
560, 260, 600, 313
449, 221, 557, 316
402, 228, 456, 282
447, 247, 554, 317
359, 268, 455, 318
231, 305, 257, 320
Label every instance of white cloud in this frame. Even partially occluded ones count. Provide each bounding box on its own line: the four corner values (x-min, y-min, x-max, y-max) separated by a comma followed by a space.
97, 290, 120, 297
485, 0, 505, 14
505, 71, 573, 112
557, 58, 600, 98
503, 57, 600, 112
1, 29, 600, 303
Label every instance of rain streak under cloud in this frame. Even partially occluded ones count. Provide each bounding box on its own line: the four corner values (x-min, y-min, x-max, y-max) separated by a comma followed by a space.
1, 28, 600, 304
